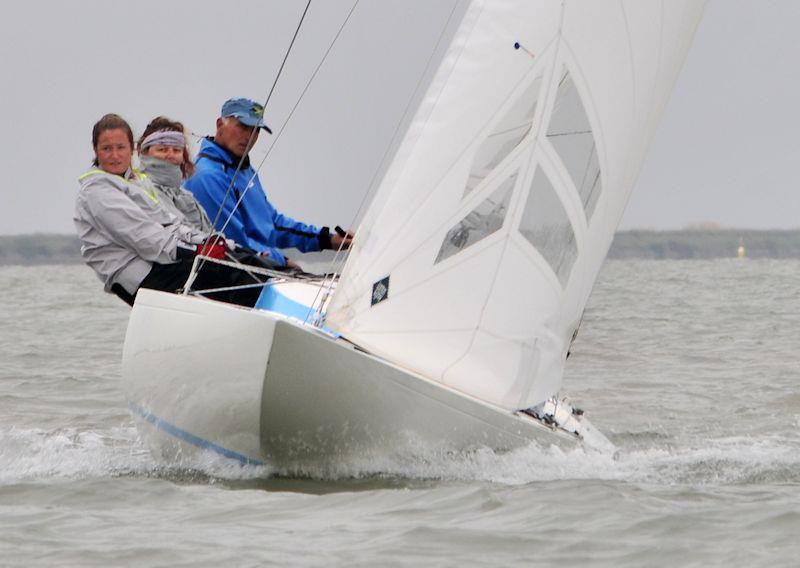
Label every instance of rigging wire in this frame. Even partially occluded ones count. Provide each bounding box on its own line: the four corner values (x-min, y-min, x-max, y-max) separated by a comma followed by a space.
190, 0, 312, 284
191, 0, 363, 293
192, 0, 360, 309
303, 0, 463, 326
214, 0, 360, 252
213, 0, 313, 239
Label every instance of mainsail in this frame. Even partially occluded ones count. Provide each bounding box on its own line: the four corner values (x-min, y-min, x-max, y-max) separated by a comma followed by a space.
326, 0, 705, 410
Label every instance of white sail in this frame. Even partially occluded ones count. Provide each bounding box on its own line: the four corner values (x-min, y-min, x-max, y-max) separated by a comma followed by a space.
326, 0, 705, 410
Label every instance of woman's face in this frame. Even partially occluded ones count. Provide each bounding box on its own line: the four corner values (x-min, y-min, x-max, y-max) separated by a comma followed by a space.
144, 144, 184, 166
95, 129, 132, 175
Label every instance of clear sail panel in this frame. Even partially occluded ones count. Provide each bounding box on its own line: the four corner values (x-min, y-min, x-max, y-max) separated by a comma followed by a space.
464, 77, 542, 197
547, 71, 602, 222
437, 172, 517, 264
518, 167, 578, 287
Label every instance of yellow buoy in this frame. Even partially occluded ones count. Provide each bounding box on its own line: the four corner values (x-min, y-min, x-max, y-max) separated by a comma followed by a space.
737, 238, 745, 259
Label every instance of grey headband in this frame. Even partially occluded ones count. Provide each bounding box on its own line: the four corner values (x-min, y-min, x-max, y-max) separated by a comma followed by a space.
140, 130, 186, 150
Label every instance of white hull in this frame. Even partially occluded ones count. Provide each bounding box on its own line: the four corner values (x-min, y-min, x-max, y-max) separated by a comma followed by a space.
122, 288, 610, 470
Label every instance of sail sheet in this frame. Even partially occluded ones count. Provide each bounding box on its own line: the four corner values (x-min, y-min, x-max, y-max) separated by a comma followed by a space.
326, 0, 705, 410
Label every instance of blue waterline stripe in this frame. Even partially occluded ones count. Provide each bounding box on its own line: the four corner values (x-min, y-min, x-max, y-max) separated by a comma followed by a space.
128, 402, 264, 466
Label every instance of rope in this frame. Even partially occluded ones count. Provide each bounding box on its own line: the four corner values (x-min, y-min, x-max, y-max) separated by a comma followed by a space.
189, 281, 269, 296
182, 252, 322, 296
195, 254, 302, 279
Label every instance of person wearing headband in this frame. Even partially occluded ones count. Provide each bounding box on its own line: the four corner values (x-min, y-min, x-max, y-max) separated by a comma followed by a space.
184, 97, 354, 268
74, 113, 267, 308
137, 116, 214, 234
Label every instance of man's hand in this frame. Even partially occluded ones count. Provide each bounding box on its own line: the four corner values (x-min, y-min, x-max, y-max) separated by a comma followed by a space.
331, 226, 355, 250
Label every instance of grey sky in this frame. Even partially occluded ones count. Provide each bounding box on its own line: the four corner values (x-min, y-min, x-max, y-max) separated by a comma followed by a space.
626, 0, 800, 230
0, 0, 797, 235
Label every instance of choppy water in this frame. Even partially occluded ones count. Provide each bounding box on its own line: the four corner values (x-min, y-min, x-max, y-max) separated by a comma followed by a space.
1, 260, 798, 567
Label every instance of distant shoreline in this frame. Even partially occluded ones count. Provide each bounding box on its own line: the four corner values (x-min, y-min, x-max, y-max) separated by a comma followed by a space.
1, 230, 799, 266
607, 229, 800, 260
0, 234, 83, 266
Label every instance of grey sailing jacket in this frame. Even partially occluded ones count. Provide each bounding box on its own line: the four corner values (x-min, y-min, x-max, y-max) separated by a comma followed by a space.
74, 168, 206, 295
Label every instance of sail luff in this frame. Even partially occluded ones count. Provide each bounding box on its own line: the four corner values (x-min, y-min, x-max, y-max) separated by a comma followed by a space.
330, 1, 486, 298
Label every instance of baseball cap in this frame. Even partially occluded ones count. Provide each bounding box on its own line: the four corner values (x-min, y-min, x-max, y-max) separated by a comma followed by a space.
220, 98, 273, 133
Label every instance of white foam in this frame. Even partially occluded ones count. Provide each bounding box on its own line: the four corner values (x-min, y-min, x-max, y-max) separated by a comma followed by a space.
3, 423, 797, 487
266, 433, 800, 485
0, 425, 153, 483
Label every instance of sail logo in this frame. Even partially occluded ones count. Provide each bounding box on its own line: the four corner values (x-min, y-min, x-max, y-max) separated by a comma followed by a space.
371, 276, 390, 306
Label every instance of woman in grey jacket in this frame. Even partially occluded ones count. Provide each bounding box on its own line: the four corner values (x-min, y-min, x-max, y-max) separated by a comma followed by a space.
74, 113, 264, 307
136, 116, 215, 233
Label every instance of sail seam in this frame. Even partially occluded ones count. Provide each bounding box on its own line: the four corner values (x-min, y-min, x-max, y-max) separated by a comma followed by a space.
499, 0, 569, 405
554, 39, 609, 228
439, 2, 566, 394
620, 0, 638, 126
439, 142, 540, 384
546, 130, 592, 137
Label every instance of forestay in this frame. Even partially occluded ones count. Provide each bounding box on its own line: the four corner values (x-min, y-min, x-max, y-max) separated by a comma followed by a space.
326, 0, 705, 410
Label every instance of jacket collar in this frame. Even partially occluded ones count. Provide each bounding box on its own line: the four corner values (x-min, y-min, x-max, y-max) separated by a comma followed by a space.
200, 137, 251, 169
139, 155, 183, 189
78, 167, 142, 184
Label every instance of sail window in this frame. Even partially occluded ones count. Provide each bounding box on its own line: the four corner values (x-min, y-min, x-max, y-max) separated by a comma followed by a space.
436, 173, 517, 264
546, 71, 602, 222
518, 167, 577, 287
463, 77, 543, 197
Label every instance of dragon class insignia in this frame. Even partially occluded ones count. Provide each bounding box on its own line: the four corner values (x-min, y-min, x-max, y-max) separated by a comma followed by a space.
371, 276, 390, 306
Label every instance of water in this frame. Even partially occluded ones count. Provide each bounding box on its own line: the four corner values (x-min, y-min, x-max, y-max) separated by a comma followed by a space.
1, 261, 798, 566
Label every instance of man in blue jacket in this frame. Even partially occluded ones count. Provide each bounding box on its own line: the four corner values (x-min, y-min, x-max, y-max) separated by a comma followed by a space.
185, 97, 352, 267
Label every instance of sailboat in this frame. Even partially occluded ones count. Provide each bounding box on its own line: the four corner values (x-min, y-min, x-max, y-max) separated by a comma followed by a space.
122, 0, 706, 468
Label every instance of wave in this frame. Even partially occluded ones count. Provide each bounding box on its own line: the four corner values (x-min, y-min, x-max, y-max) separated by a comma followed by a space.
3, 424, 797, 489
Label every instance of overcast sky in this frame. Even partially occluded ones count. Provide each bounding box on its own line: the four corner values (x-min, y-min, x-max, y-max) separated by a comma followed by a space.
0, 0, 797, 235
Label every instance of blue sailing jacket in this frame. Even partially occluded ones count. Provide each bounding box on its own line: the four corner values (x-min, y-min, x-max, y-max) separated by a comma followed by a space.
185, 138, 326, 266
